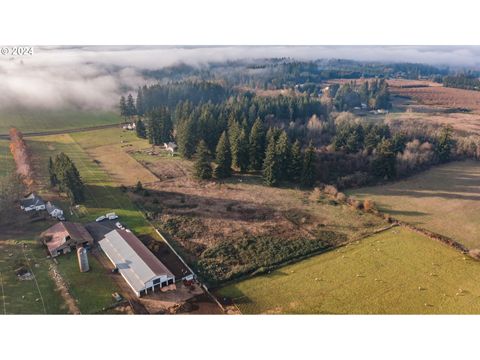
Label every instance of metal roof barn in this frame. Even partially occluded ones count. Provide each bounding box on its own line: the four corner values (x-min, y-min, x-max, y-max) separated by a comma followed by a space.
99, 229, 175, 297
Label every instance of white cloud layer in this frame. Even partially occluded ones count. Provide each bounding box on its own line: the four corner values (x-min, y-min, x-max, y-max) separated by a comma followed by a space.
1, 46, 479, 110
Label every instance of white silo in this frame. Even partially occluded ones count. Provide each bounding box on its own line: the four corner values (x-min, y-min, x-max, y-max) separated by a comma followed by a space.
77, 247, 89, 272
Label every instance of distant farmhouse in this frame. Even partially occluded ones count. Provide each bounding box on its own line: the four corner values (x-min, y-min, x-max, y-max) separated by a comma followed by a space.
163, 142, 177, 155
122, 123, 136, 130
41, 222, 94, 257
20, 193, 46, 212
99, 229, 175, 297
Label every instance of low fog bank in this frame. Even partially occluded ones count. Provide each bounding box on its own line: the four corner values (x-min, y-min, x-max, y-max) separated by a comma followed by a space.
1, 45, 479, 111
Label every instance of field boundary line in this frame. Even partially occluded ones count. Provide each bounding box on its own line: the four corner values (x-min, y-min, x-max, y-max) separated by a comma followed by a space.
0, 272, 6, 315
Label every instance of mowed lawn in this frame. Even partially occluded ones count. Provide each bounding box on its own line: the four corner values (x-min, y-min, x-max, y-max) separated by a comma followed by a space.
0, 108, 121, 134
217, 227, 480, 314
348, 160, 480, 250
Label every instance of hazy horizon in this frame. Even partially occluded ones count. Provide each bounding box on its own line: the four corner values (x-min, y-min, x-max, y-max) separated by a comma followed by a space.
1, 45, 480, 111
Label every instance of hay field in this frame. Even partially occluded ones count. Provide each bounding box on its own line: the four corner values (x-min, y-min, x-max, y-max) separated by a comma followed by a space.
217, 227, 480, 314
349, 161, 480, 249
0, 108, 120, 135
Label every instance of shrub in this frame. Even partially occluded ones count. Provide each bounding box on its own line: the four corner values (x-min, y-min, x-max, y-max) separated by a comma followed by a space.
323, 184, 338, 197
349, 199, 363, 210
336, 192, 347, 202
363, 199, 376, 212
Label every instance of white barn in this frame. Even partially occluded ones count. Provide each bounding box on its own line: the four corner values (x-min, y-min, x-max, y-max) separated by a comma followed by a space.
99, 229, 175, 297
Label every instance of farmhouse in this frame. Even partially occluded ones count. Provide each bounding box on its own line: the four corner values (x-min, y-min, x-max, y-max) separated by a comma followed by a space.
99, 229, 175, 297
122, 123, 136, 130
20, 193, 46, 212
46, 201, 65, 220
163, 142, 177, 154
41, 222, 94, 257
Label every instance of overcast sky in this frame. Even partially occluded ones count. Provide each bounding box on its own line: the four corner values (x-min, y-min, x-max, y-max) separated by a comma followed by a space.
1, 46, 479, 110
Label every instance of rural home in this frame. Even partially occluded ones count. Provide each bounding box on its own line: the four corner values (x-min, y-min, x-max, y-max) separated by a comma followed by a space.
46, 201, 65, 220
163, 142, 177, 154
99, 229, 175, 297
122, 123, 136, 130
41, 222, 94, 257
20, 193, 46, 212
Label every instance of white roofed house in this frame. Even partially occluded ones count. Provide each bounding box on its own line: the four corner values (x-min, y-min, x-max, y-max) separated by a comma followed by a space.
20, 193, 46, 212
46, 201, 65, 220
99, 229, 175, 297
163, 142, 177, 155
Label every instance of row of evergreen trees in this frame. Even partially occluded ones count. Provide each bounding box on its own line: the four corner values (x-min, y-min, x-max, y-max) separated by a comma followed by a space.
192, 121, 316, 187
48, 153, 85, 204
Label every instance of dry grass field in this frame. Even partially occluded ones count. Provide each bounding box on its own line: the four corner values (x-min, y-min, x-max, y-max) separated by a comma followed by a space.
349, 160, 480, 250
217, 227, 480, 314
387, 79, 480, 135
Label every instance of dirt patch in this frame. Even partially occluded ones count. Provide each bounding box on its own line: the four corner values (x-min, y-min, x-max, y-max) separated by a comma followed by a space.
49, 262, 81, 314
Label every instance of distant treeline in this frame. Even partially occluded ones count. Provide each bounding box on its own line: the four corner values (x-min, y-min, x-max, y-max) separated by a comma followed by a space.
443, 74, 480, 91
137, 59, 449, 92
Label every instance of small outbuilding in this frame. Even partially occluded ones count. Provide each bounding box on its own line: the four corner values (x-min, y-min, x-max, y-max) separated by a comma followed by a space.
46, 201, 65, 220
99, 229, 175, 297
41, 222, 94, 257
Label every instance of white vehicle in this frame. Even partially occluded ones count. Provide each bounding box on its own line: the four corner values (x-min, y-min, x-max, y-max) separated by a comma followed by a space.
115, 222, 124, 229
96, 215, 106, 222
106, 212, 118, 220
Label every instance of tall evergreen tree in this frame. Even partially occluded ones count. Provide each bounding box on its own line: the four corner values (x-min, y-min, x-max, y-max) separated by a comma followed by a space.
235, 129, 249, 173
248, 118, 265, 171
262, 135, 279, 186
177, 116, 197, 159
136, 119, 147, 139
119, 96, 127, 120
288, 139, 302, 182
126, 94, 136, 117
48, 156, 57, 186
372, 139, 396, 180
275, 130, 290, 181
301, 142, 316, 187
135, 88, 145, 117
51, 153, 85, 204
194, 140, 213, 180
213, 131, 232, 179
436, 125, 454, 163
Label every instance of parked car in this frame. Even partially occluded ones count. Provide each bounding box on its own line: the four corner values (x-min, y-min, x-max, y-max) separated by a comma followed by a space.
96, 215, 106, 222
106, 212, 118, 220
115, 222, 124, 229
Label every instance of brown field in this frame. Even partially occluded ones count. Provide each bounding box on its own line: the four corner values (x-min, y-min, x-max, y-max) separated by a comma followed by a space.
387, 79, 480, 135
128, 144, 386, 258
327, 78, 480, 135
